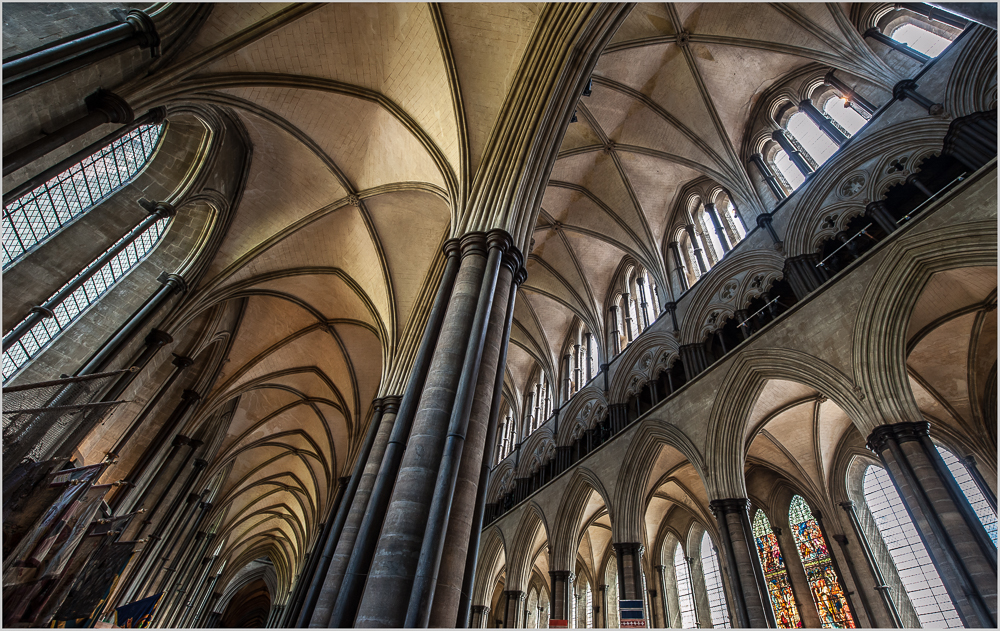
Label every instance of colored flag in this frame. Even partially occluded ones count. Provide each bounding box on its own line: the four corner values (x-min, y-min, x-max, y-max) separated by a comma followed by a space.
115, 593, 162, 629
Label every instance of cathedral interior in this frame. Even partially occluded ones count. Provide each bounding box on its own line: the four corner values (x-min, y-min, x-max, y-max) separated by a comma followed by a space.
1, 2, 997, 629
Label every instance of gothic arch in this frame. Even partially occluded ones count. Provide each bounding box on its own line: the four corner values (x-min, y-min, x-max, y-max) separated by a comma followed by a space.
550, 468, 614, 573
473, 527, 508, 609
705, 348, 874, 499
608, 332, 679, 403
506, 501, 551, 593
852, 218, 997, 433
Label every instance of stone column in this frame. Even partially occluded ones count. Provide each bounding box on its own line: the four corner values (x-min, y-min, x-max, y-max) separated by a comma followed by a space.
654, 565, 671, 629
961, 454, 997, 512
782, 254, 827, 301
622, 293, 634, 342
598, 584, 609, 628
749, 153, 787, 201
327, 239, 462, 627
865, 200, 898, 235
573, 343, 582, 392
867, 422, 997, 627
864, 27, 931, 63
431, 250, 518, 627
824, 70, 877, 116
636, 275, 651, 328
668, 241, 689, 292
609, 306, 621, 356
3, 9, 159, 99
3, 89, 135, 176
310, 397, 398, 625
562, 354, 572, 404
771, 130, 813, 176
549, 571, 575, 623
799, 99, 849, 145
356, 232, 510, 628
130, 434, 199, 538
585, 332, 594, 381
471, 605, 490, 628
678, 343, 709, 381
689, 553, 712, 628
503, 590, 526, 628
709, 499, 774, 628
613, 543, 646, 618
892, 79, 945, 116
703, 203, 732, 253
684, 224, 709, 274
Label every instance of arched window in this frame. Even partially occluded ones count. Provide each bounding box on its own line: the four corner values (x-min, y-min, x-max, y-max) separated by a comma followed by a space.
527, 588, 539, 628
786, 112, 837, 166
720, 196, 746, 242
3, 215, 170, 381
3, 124, 164, 269
673, 543, 697, 628
752, 509, 802, 628
788, 496, 856, 628
700, 532, 731, 628
822, 98, 868, 137
934, 445, 998, 546
890, 23, 952, 57
862, 464, 962, 627
773, 150, 805, 192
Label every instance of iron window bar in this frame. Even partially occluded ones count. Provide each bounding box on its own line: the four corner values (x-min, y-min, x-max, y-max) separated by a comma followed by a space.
2, 123, 163, 269
737, 296, 782, 329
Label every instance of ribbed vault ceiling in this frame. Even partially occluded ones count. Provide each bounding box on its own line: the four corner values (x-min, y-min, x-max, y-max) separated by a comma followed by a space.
137, 2, 907, 594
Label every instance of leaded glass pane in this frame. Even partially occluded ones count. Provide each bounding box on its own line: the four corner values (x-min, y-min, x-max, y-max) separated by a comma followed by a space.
788, 496, 856, 628
674, 543, 697, 628
891, 24, 952, 57
863, 465, 962, 628
2, 124, 164, 269
823, 98, 867, 136
2, 217, 169, 381
935, 445, 998, 546
701, 532, 731, 628
773, 151, 805, 191
787, 112, 837, 166
752, 509, 802, 628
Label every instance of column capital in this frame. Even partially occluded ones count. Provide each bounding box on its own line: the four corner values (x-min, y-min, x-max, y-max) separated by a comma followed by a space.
85, 88, 135, 125
443, 237, 462, 258
612, 541, 645, 556
381, 395, 402, 414
193, 458, 208, 470
171, 354, 194, 369
550, 569, 576, 582
866, 421, 931, 452
460, 231, 489, 258
180, 389, 202, 403
124, 9, 161, 52
157, 271, 188, 294
147, 106, 168, 125
145, 328, 173, 348
504, 589, 527, 601
172, 434, 192, 447
338, 476, 351, 489
709, 497, 751, 517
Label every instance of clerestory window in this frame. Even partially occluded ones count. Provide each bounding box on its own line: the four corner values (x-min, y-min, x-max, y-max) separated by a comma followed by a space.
773, 150, 805, 192
2, 215, 170, 381
822, 98, 868, 137
890, 23, 952, 58
935, 444, 998, 546
2, 124, 164, 269
674, 543, 698, 628
786, 112, 837, 166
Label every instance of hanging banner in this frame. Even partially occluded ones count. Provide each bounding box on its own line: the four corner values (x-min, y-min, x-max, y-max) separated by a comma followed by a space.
2, 457, 68, 557
115, 592, 162, 629
619, 599, 645, 628
55, 539, 137, 622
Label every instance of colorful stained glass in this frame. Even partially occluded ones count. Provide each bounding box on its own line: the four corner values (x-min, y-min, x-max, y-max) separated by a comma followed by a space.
752, 509, 802, 629
788, 496, 856, 628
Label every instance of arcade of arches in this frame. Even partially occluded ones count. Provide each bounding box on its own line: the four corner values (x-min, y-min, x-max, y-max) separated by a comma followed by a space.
1, 2, 996, 629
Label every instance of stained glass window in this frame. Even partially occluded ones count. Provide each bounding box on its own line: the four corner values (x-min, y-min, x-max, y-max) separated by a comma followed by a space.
2, 124, 163, 269
863, 465, 962, 627
674, 543, 697, 628
701, 532, 731, 628
752, 509, 802, 628
935, 445, 998, 546
788, 496, 856, 628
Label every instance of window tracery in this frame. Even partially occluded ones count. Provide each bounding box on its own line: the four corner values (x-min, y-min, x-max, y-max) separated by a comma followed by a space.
788, 496, 855, 628
2, 124, 163, 269
752, 509, 802, 628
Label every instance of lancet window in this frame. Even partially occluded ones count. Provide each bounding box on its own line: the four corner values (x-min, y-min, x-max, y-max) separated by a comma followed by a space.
786, 111, 838, 167
700, 531, 731, 628
3, 123, 163, 269
861, 464, 962, 627
788, 496, 855, 628
890, 23, 952, 57
3, 215, 170, 380
934, 445, 997, 545
674, 543, 697, 628
605, 556, 620, 629
752, 509, 802, 628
